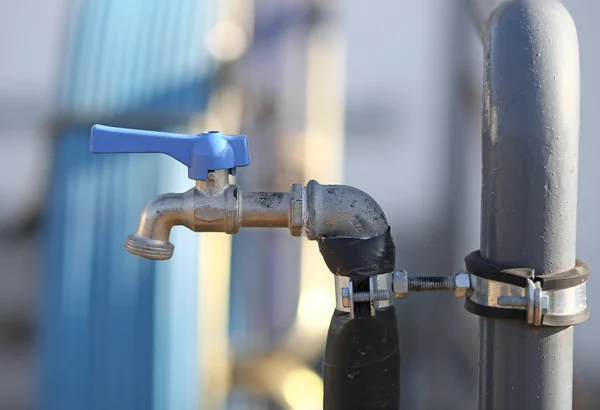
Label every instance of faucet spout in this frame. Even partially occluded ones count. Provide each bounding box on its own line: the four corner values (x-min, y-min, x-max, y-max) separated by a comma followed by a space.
125, 191, 193, 260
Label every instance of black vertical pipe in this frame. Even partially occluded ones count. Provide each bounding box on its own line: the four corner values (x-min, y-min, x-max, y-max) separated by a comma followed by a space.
479, 1, 580, 409
323, 305, 400, 410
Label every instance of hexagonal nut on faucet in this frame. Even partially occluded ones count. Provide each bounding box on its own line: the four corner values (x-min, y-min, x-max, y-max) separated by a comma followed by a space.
454, 272, 471, 298
392, 270, 409, 298
289, 184, 304, 236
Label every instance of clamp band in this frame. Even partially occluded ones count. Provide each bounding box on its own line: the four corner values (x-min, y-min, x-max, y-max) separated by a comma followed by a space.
335, 273, 393, 319
464, 251, 589, 326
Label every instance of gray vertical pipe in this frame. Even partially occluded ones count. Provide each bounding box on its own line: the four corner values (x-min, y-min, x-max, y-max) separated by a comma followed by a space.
479, 1, 580, 409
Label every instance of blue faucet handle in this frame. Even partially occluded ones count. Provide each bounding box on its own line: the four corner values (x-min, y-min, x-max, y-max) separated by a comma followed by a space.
90, 124, 250, 180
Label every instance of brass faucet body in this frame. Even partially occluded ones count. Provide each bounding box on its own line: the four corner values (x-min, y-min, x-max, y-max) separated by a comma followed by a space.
125, 170, 303, 260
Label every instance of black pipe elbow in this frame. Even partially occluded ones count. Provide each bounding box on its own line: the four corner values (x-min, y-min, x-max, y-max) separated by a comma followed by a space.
304, 180, 395, 278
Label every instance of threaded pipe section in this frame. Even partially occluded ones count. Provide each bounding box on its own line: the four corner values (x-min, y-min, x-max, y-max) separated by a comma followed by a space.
408, 276, 455, 292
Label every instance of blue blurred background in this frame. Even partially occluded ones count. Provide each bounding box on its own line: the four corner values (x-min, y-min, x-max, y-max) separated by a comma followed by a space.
1, 0, 599, 409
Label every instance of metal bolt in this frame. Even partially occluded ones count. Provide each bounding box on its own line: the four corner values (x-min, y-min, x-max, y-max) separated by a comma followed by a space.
347, 289, 391, 305
497, 295, 529, 307
496, 279, 548, 327
342, 272, 470, 308
207, 171, 216, 181
408, 276, 455, 292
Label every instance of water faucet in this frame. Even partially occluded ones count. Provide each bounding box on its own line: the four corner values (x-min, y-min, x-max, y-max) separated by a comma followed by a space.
90, 125, 394, 275
91, 125, 298, 259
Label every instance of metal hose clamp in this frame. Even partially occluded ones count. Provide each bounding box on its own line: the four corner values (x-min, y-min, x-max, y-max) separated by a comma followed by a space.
334, 271, 472, 319
335, 273, 393, 319
464, 251, 590, 327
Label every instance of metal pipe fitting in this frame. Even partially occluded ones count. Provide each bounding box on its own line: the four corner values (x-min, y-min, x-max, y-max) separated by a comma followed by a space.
304, 180, 395, 278
125, 176, 395, 270
240, 192, 291, 228
304, 180, 388, 240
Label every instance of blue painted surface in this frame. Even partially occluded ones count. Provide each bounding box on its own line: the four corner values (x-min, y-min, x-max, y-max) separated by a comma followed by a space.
40, 0, 217, 408
91, 125, 250, 180
42, 129, 159, 410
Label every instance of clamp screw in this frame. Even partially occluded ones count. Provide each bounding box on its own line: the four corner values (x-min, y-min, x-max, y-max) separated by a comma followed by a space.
349, 289, 391, 304
408, 276, 456, 293
496, 278, 548, 326
497, 296, 529, 308
341, 271, 471, 308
